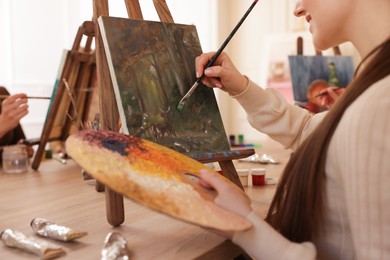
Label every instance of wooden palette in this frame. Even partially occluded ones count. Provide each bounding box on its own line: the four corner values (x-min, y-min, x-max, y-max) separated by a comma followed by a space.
65, 130, 251, 231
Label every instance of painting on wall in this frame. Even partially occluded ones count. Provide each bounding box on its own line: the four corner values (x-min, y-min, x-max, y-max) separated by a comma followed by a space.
288, 55, 355, 112
98, 16, 230, 155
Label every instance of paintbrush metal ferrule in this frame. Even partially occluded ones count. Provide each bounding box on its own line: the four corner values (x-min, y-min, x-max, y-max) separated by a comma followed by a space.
183, 81, 200, 101
0, 95, 50, 100
177, 81, 200, 110
315, 92, 327, 98
314, 87, 341, 98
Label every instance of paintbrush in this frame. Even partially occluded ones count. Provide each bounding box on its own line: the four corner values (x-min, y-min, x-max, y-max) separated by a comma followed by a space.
314, 86, 341, 98
177, 0, 260, 111
0, 95, 51, 100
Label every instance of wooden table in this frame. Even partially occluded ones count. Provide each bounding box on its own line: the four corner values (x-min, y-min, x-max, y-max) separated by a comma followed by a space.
0, 138, 290, 259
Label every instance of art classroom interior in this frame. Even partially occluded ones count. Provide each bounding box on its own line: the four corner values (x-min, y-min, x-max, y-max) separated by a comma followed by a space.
0, 0, 364, 259
0, 0, 360, 143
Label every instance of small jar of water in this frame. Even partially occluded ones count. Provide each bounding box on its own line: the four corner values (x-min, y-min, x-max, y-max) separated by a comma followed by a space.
2, 144, 28, 173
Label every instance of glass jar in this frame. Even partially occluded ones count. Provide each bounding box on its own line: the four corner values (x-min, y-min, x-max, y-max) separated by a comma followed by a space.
2, 144, 28, 173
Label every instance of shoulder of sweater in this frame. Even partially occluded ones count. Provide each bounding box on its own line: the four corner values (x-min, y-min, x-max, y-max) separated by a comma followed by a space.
348, 75, 390, 111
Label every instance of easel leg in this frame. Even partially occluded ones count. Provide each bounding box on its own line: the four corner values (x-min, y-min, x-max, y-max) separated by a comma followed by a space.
95, 181, 105, 192
219, 160, 244, 190
105, 188, 125, 227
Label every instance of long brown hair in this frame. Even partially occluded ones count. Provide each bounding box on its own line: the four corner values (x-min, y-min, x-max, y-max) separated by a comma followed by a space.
265, 37, 390, 242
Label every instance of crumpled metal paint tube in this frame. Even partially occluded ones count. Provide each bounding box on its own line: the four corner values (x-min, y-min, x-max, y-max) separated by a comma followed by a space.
0, 229, 65, 259
101, 231, 131, 260
31, 218, 88, 242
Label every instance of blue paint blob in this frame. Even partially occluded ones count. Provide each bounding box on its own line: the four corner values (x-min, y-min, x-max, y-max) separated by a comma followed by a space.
101, 139, 129, 156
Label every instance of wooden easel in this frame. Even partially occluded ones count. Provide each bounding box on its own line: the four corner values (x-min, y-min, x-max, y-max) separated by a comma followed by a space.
30, 24, 97, 170
93, 0, 254, 227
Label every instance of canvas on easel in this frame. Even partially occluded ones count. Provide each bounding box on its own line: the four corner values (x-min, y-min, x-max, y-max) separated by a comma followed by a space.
98, 17, 230, 155
30, 24, 97, 170
288, 37, 355, 113
288, 55, 354, 104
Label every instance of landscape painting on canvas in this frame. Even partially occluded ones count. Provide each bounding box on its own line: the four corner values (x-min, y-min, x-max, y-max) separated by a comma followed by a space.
98, 16, 230, 155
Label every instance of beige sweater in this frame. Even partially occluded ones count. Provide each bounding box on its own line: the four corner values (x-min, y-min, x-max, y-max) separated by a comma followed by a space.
231, 75, 390, 259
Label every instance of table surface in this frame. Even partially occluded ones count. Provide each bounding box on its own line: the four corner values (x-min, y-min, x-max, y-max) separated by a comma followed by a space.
0, 138, 290, 260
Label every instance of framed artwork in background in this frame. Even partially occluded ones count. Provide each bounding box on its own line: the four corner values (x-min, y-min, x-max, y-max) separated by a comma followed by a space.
288, 55, 355, 103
